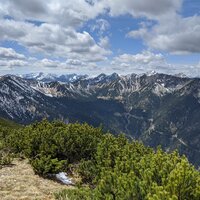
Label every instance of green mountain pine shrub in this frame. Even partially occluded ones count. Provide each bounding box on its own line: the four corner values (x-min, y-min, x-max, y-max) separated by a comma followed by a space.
0, 118, 199, 199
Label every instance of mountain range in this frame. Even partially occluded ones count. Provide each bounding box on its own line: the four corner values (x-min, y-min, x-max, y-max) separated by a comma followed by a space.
18, 72, 88, 83
0, 72, 200, 166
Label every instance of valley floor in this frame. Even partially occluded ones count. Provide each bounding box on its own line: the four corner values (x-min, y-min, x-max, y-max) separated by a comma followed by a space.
0, 159, 72, 200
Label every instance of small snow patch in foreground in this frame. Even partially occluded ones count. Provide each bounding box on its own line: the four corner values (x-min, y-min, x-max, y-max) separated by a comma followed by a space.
55, 172, 74, 185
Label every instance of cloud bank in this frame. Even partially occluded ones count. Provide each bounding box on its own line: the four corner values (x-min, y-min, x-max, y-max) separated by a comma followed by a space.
0, 0, 199, 76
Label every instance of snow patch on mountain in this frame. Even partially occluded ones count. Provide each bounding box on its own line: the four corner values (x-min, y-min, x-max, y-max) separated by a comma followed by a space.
20, 72, 88, 83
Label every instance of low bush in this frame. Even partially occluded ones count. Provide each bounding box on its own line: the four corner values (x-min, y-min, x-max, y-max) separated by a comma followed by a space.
30, 155, 67, 175
0, 149, 13, 167
5, 119, 104, 175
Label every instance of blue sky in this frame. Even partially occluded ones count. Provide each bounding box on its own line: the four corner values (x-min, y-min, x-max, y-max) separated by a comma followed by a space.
0, 0, 199, 76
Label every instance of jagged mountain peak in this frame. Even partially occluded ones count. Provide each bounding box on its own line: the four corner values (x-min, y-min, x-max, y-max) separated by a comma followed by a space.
174, 73, 188, 78
146, 70, 157, 76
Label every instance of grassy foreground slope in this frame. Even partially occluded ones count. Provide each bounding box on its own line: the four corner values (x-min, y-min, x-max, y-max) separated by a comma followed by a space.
0, 119, 200, 200
0, 159, 72, 200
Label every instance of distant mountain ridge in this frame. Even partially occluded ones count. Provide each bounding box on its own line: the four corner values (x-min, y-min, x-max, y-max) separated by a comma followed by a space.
18, 72, 88, 83
0, 72, 200, 166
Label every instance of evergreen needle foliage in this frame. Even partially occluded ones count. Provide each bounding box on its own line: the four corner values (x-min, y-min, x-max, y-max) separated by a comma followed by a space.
0, 119, 199, 199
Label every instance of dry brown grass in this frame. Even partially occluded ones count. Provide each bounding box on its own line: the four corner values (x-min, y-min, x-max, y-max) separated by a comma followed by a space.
0, 159, 73, 200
